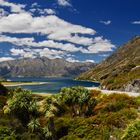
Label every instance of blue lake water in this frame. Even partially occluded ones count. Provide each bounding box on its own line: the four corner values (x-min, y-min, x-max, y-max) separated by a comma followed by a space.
8, 77, 100, 94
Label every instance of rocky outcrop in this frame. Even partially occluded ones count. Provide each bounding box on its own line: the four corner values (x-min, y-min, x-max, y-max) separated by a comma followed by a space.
123, 79, 140, 93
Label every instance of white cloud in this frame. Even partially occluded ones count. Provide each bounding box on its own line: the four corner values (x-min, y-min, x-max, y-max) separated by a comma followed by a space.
0, 1, 115, 61
0, 8, 8, 17
66, 58, 95, 63
0, 57, 14, 62
66, 57, 80, 63
100, 20, 111, 25
31, 2, 39, 8
48, 33, 93, 46
44, 9, 56, 15
0, 13, 95, 43
10, 48, 65, 59
10, 48, 37, 58
82, 37, 115, 53
57, 0, 71, 6
29, 8, 56, 15
0, 34, 115, 54
0, 0, 26, 13
0, 35, 35, 46
0, 35, 80, 52
84, 59, 95, 63
131, 21, 140, 24
99, 54, 109, 57
39, 48, 64, 58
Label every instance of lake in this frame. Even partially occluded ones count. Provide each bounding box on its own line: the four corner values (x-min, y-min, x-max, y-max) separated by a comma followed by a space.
9, 77, 100, 94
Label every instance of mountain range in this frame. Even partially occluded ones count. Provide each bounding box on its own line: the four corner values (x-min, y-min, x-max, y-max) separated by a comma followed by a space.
0, 57, 95, 78
77, 36, 140, 92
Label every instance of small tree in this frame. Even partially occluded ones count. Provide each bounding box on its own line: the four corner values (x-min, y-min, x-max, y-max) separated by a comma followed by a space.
44, 96, 59, 140
3, 88, 39, 128
28, 118, 41, 133
61, 86, 97, 117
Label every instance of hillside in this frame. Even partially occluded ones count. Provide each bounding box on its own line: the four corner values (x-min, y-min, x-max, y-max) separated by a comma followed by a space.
0, 57, 95, 77
77, 36, 140, 92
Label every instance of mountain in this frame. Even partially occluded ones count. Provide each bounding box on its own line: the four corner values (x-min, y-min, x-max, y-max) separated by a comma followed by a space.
0, 57, 95, 77
77, 36, 140, 92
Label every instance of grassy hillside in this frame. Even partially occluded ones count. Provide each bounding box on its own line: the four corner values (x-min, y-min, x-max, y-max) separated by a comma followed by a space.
77, 36, 140, 91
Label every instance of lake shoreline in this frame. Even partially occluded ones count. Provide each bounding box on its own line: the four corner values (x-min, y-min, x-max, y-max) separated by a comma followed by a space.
3, 82, 48, 87
31, 87, 140, 97
86, 87, 140, 97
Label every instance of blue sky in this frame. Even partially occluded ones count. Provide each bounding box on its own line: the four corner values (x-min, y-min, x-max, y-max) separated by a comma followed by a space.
0, 0, 140, 63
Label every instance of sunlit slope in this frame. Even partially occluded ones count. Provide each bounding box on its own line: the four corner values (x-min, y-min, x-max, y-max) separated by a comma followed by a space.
77, 36, 140, 90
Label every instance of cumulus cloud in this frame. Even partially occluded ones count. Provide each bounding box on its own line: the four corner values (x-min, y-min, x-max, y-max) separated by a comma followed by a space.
0, 35, 80, 52
66, 57, 80, 62
0, 57, 15, 62
0, 13, 97, 48
48, 33, 94, 46
10, 48, 65, 59
100, 20, 111, 25
39, 48, 64, 58
57, 0, 71, 7
82, 37, 115, 53
44, 9, 56, 15
0, 13, 95, 43
0, 1, 115, 62
66, 58, 95, 63
0, 13, 96, 35
10, 48, 26, 56
131, 21, 140, 24
0, 0, 26, 13
84, 59, 95, 63
0, 35, 35, 46
29, 8, 56, 15
0, 35, 115, 54
31, 2, 39, 8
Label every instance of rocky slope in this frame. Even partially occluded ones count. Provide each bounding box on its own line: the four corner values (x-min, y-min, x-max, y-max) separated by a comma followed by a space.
0, 57, 95, 77
77, 36, 140, 92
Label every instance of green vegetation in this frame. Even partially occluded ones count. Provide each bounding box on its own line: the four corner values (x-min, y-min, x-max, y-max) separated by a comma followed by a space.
1, 85, 140, 139
121, 119, 140, 140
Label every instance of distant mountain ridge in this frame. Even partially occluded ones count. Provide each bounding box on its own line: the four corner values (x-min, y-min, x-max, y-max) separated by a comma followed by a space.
0, 57, 95, 78
77, 36, 140, 92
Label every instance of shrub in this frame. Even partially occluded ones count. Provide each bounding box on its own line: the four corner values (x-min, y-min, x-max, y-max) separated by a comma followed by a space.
94, 93, 136, 113
0, 126, 16, 140
90, 89, 102, 97
121, 119, 140, 140
91, 108, 137, 128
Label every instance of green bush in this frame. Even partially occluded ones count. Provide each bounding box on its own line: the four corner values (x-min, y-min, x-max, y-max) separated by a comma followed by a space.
94, 93, 136, 113
122, 119, 140, 140
93, 108, 137, 128
0, 126, 16, 140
